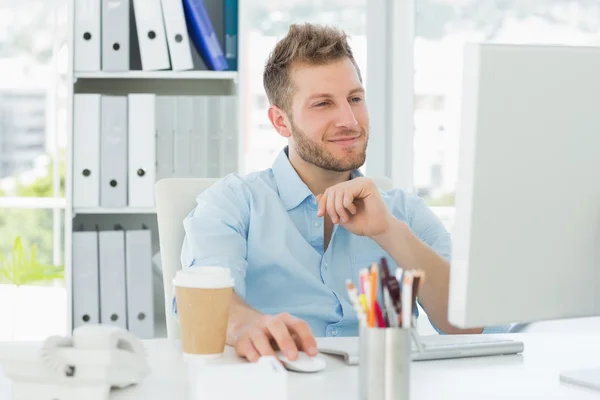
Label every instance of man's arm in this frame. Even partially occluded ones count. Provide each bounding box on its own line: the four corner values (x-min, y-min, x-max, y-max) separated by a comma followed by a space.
227, 292, 262, 347
225, 293, 318, 362
181, 177, 317, 361
315, 177, 501, 334
373, 219, 483, 334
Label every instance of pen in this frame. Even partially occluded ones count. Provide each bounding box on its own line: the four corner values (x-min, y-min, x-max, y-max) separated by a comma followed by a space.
374, 302, 386, 328
360, 268, 372, 325
346, 280, 367, 327
411, 270, 420, 318
359, 293, 368, 315
380, 258, 401, 316
395, 268, 405, 322
377, 261, 390, 327
359, 268, 369, 304
401, 270, 413, 329
368, 263, 378, 328
382, 286, 398, 328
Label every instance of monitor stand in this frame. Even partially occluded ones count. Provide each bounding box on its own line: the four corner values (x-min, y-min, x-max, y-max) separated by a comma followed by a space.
560, 368, 600, 391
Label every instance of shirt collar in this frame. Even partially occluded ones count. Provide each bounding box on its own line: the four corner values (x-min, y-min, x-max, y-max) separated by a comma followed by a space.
272, 146, 364, 211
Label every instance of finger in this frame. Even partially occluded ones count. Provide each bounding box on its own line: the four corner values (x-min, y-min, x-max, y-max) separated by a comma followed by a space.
236, 335, 260, 362
343, 191, 357, 215
281, 314, 318, 356
317, 193, 327, 217
250, 328, 277, 358
335, 190, 351, 222
327, 190, 340, 223
266, 318, 299, 360
245, 341, 261, 363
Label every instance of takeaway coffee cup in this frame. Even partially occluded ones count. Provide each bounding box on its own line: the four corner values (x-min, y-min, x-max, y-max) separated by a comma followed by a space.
173, 267, 234, 359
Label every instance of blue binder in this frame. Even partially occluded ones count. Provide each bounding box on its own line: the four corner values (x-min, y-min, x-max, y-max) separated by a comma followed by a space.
182, 0, 229, 71
224, 0, 238, 71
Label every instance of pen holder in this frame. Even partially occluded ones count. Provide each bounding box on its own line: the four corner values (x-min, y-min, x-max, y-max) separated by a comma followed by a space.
359, 327, 411, 400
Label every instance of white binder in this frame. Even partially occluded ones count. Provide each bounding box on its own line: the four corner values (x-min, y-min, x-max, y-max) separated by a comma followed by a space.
125, 227, 155, 339
191, 97, 209, 177
100, 96, 128, 207
207, 97, 222, 177
128, 94, 156, 208
174, 96, 193, 177
220, 96, 238, 176
155, 96, 175, 180
73, 94, 101, 208
74, 0, 101, 71
132, 0, 170, 71
102, 0, 130, 71
98, 227, 127, 329
160, 0, 194, 71
72, 230, 100, 328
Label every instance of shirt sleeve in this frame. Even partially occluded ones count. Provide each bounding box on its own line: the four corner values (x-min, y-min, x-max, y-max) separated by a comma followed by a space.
407, 196, 512, 335
179, 177, 251, 306
404, 196, 451, 334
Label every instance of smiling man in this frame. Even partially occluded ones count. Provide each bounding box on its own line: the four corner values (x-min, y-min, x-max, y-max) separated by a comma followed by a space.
180, 23, 499, 363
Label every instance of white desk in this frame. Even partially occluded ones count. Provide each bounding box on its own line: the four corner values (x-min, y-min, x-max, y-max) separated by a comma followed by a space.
1, 333, 599, 399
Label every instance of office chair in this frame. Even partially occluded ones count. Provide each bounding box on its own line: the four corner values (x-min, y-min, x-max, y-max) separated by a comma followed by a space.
155, 176, 394, 340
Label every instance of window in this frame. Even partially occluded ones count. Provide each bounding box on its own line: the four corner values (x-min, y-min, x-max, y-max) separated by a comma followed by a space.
241, 0, 367, 173
413, 0, 600, 232
0, 0, 68, 340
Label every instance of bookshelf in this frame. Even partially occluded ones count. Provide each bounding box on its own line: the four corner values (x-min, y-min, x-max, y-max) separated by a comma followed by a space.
65, 0, 240, 339
74, 208, 157, 215
74, 71, 238, 80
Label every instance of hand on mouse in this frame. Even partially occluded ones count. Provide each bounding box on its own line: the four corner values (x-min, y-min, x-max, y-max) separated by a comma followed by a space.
232, 312, 318, 363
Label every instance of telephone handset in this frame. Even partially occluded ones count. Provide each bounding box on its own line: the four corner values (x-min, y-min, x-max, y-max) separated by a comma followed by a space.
0, 324, 151, 400
35, 324, 151, 400
40, 324, 150, 383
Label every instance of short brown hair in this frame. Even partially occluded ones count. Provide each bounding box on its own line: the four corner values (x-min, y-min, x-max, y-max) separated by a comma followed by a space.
263, 23, 362, 114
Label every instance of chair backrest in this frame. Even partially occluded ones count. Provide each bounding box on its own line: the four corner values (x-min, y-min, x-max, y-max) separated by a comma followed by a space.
155, 178, 220, 339
155, 176, 394, 339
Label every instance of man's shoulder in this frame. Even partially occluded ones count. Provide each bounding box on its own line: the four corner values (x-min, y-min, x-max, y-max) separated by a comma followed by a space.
202, 168, 277, 199
378, 185, 425, 217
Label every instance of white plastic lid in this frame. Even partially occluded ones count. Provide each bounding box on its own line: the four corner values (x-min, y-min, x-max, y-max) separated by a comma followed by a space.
172, 267, 234, 289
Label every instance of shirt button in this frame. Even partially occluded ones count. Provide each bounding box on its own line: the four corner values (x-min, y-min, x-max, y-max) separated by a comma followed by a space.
314, 221, 322, 228
323, 262, 328, 269
331, 328, 338, 336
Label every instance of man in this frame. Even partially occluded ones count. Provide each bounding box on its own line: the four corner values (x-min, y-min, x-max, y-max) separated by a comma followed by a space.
180, 23, 502, 363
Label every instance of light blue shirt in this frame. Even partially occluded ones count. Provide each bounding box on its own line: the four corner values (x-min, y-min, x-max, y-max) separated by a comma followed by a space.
179, 147, 509, 336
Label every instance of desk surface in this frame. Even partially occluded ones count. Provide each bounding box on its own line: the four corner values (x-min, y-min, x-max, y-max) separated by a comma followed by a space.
1, 333, 600, 399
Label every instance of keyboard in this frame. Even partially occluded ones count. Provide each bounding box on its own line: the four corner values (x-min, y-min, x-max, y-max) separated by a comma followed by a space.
418, 334, 516, 349
412, 334, 524, 361
317, 334, 524, 364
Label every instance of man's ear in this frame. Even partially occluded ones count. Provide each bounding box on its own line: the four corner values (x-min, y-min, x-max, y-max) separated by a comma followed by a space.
268, 105, 292, 138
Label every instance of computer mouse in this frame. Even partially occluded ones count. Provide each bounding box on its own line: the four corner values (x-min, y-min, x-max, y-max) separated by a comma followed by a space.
276, 351, 326, 373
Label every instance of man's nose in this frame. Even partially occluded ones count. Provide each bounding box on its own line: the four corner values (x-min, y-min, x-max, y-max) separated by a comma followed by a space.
335, 102, 358, 129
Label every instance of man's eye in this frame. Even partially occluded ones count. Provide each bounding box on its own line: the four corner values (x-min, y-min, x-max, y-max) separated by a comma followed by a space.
351, 97, 363, 103
315, 102, 328, 107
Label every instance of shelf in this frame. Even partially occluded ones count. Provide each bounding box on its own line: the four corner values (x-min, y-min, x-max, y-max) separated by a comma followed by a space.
74, 70, 238, 80
73, 70, 238, 96
74, 207, 157, 215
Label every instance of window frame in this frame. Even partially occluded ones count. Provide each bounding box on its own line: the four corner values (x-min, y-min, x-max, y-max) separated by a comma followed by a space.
366, 0, 416, 193
0, 0, 66, 268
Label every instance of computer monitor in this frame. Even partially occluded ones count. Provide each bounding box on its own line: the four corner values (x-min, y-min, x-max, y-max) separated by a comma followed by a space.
448, 43, 600, 389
